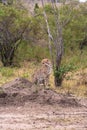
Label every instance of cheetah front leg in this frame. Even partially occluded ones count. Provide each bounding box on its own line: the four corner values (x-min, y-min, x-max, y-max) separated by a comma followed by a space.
43, 80, 46, 89
34, 79, 39, 93
45, 77, 50, 89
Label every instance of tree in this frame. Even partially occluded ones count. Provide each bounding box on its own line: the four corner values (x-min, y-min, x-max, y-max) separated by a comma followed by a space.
41, 0, 76, 86
0, 5, 29, 66
66, 2, 87, 50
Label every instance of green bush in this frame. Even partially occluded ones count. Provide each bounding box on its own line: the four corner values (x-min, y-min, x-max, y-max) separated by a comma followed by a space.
54, 63, 76, 82
0, 3, 30, 66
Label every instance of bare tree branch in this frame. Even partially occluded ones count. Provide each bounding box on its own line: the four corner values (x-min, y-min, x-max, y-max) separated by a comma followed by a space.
41, 0, 55, 67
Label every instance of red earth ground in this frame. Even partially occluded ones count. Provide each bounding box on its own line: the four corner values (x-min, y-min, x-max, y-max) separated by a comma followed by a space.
0, 78, 87, 130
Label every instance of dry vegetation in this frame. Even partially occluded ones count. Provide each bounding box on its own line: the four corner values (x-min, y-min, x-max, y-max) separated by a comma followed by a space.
0, 61, 87, 97
0, 64, 87, 130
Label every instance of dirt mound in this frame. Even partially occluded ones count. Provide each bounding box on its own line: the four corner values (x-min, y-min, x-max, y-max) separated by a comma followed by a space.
0, 78, 81, 107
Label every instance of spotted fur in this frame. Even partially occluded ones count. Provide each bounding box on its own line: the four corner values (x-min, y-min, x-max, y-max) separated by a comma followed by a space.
32, 59, 52, 88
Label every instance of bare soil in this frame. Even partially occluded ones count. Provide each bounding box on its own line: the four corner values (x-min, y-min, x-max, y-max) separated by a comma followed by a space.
0, 78, 87, 130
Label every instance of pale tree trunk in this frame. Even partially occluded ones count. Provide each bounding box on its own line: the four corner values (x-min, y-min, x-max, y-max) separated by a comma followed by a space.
41, 0, 64, 87
41, 0, 55, 67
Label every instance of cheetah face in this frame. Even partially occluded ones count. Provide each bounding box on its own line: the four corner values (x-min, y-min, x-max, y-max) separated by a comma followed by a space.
41, 59, 52, 68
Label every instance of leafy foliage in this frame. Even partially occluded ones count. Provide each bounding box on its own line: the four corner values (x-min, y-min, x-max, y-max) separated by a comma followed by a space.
0, 4, 29, 66
0, 2, 87, 75
54, 63, 76, 85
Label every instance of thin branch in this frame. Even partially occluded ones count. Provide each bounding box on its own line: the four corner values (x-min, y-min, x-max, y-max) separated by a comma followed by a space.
41, 0, 55, 67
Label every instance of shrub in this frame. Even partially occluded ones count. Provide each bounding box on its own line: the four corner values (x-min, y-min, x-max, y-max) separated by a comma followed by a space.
54, 63, 76, 86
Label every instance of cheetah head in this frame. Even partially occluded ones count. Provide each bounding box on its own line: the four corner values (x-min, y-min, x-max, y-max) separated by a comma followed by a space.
41, 59, 52, 67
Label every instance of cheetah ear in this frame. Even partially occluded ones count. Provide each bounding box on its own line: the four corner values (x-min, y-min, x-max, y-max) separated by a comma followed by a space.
45, 59, 49, 62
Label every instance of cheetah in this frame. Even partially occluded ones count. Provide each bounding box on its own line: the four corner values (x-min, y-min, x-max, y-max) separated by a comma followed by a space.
32, 59, 52, 90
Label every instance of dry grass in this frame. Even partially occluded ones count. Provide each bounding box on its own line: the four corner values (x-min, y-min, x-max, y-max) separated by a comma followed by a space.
0, 61, 39, 86
49, 68, 87, 97
59, 69, 87, 97
0, 61, 87, 97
